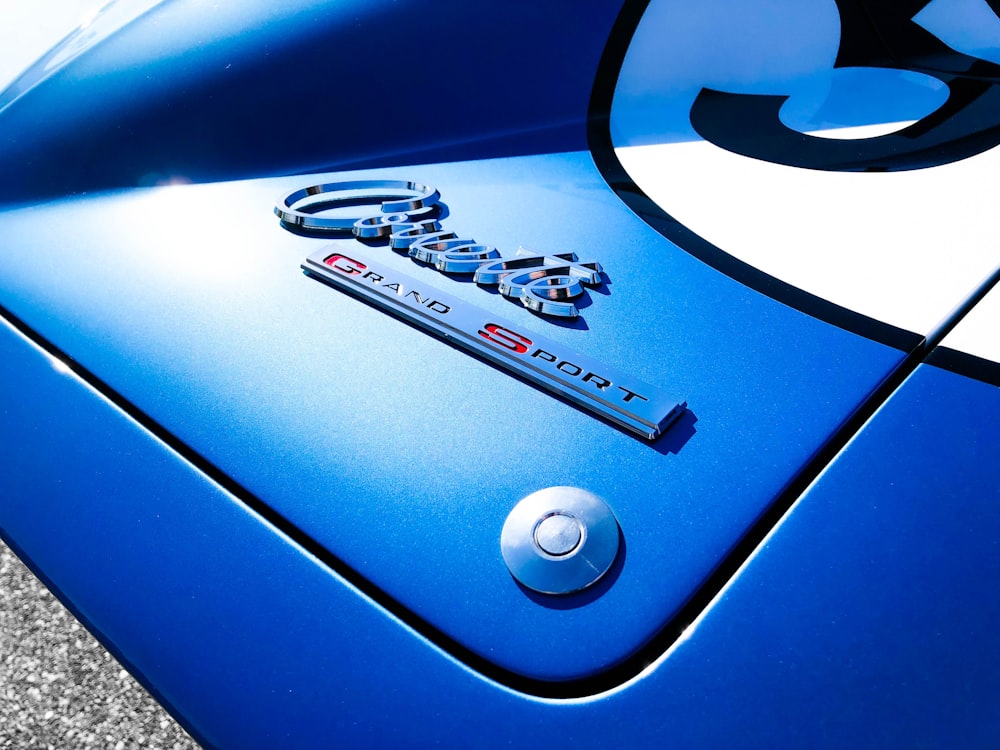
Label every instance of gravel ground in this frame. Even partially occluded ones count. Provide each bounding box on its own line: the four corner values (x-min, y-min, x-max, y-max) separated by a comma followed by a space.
0, 540, 200, 749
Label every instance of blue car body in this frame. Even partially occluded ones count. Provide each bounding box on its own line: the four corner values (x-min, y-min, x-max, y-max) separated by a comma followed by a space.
1, 0, 998, 746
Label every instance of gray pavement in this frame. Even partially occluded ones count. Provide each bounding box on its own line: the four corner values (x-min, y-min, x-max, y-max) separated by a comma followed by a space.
0, 540, 199, 748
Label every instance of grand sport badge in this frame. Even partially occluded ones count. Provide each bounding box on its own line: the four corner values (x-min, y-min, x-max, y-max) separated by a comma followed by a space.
276, 180, 685, 439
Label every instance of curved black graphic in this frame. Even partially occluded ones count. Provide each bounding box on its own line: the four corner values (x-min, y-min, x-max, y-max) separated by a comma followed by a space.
690, 0, 1000, 171
586, 1, 924, 350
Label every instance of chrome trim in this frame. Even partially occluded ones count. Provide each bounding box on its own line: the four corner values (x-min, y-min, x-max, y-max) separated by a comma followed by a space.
501, 487, 620, 595
275, 180, 440, 231
303, 247, 685, 440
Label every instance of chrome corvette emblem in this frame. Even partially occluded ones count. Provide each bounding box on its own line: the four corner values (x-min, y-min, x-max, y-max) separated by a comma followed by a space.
278, 180, 685, 439
276, 180, 601, 318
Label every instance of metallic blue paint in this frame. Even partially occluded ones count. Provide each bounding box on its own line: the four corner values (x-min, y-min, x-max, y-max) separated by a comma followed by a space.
4, 310, 997, 747
0, 152, 907, 681
0, 0, 626, 203
1, 0, 998, 744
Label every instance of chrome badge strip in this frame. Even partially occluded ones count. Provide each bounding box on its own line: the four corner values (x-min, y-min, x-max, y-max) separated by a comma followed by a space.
303, 247, 685, 440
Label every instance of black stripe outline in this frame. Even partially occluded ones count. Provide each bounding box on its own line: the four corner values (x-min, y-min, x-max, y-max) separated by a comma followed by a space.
586, 0, 926, 350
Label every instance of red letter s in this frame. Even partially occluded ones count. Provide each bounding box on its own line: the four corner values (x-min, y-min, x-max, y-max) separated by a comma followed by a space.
478, 323, 532, 355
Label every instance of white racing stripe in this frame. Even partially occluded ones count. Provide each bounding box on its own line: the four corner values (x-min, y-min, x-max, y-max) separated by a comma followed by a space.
938, 277, 1000, 364
617, 140, 1000, 339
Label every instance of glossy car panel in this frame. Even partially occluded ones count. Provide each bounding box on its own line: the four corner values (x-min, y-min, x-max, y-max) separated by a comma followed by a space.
0, 0, 625, 203
1, 0, 998, 744
0, 151, 909, 681
4, 305, 997, 748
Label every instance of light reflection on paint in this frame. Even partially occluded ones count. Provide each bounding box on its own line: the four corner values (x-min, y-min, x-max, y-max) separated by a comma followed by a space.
915, 0, 1000, 65
804, 120, 917, 140
48, 354, 73, 376
122, 183, 254, 286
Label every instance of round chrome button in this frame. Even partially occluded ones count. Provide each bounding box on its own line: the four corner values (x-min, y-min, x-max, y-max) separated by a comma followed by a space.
501, 487, 620, 595
533, 512, 584, 557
